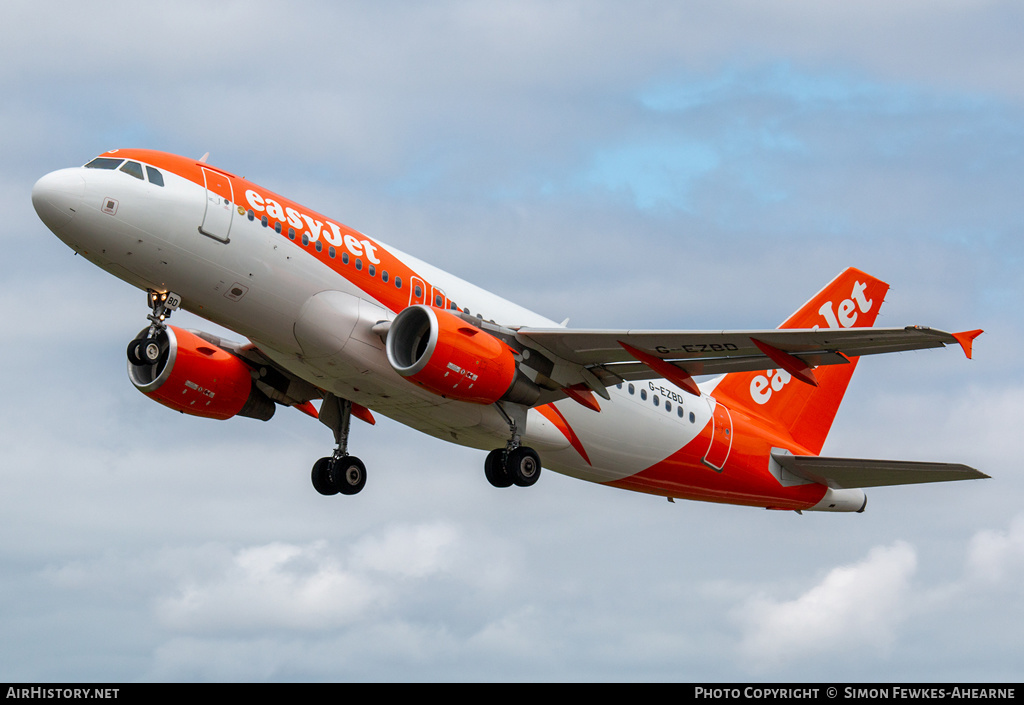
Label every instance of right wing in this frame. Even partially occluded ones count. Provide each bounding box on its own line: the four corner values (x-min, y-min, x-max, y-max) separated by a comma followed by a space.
508, 323, 981, 399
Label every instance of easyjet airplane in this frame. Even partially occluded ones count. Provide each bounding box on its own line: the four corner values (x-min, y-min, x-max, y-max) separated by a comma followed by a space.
32, 149, 988, 512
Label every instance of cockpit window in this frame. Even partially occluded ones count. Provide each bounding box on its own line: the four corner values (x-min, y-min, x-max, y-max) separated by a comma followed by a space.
145, 166, 165, 187
119, 161, 144, 180
84, 157, 124, 170
84, 157, 163, 187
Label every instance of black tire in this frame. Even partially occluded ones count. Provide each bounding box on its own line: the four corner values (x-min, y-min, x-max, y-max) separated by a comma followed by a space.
331, 456, 367, 495
311, 457, 338, 496
126, 338, 146, 366
484, 448, 513, 488
506, 447, 541, 487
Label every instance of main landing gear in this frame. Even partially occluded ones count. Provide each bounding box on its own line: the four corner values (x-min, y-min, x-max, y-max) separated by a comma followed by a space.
484, 402, 542, 488
484, 446, 541, 488
127, 290, 180, 366
312, 394, 367, 496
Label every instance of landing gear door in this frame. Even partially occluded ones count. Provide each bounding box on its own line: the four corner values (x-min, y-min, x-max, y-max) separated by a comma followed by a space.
199, 167, 234, 243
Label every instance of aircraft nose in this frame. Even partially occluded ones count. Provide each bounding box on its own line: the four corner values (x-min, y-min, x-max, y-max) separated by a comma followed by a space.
32, 169, 85, 231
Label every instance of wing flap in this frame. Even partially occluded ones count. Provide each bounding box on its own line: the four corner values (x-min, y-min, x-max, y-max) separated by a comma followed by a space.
771, 452, 989, 489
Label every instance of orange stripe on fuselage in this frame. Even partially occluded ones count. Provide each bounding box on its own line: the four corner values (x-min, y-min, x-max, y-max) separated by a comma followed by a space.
605, 403, 827, 510
100, 149, 446, 316
535, 403, 592, 466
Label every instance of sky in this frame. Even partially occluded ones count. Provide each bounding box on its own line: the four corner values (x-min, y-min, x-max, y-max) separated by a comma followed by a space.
2, 0, 1023, 683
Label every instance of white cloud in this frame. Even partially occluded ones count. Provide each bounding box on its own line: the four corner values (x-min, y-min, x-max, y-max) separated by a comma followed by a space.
734, 541, 917, 670
156, 541, 383, 633
965, 514, 1024, 585
152, 521, 496, 637
349, 522, 460, 578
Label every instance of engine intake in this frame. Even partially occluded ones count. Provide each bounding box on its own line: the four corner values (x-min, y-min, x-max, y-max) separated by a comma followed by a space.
386, 305, 539, 405
128, 326, 275, 421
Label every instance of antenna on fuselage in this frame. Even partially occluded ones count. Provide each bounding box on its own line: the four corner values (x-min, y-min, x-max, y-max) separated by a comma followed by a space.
198, 152, 209, 163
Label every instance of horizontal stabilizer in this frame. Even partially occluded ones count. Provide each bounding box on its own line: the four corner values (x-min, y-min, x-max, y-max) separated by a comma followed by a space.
771, 452, 989, 489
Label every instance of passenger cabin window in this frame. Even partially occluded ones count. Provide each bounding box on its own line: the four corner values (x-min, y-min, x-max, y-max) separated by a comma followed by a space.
84, 157, 124, 170
145, 166, 164, 187
120, 161, 144, 180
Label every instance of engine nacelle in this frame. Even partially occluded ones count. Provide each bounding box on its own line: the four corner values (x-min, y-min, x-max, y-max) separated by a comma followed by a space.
386, 305, 538, 405
128, 326, 275, 421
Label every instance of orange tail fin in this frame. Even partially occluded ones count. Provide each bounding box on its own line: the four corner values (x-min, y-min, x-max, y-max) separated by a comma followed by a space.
711, 268, 890, 455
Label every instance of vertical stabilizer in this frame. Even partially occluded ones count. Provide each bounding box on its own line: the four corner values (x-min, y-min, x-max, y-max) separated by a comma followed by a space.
712, 268, 890, 455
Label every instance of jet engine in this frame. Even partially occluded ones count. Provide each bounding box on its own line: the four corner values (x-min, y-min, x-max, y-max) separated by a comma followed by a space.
128, 325, 275, 421
385, 305, 539, 405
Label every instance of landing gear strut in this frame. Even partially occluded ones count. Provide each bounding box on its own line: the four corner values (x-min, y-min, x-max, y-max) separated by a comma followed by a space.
127, 291, 180, 366
484, 402, 542, 488
312, 394, 367, 496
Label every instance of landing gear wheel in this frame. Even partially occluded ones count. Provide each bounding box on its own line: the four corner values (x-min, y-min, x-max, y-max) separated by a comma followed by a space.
127, 336, 165, 366
484, 448, 513, 488
330, 456, 366, 495
506, 446, 542, 487
141, 337, 163, 364
311, 457, 338, 496
127, 338, 146, 366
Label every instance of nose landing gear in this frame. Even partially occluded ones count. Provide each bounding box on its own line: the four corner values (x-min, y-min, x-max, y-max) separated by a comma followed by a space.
127, 291, 181, 366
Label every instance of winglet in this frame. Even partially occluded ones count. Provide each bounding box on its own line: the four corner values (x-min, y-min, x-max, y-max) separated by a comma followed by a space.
750, 338, 819, 387
618, 341, 701, 396
952, 329, 983, 359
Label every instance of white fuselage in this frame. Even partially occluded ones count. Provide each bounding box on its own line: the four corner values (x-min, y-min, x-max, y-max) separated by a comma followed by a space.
33, 155, 712, 490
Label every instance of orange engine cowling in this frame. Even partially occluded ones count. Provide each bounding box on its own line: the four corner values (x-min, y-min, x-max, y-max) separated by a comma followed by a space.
128, 326, 275, 421
386, 305, 537, 405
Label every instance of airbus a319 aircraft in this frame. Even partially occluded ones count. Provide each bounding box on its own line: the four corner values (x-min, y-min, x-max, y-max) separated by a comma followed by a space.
32, 149, 988, 512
